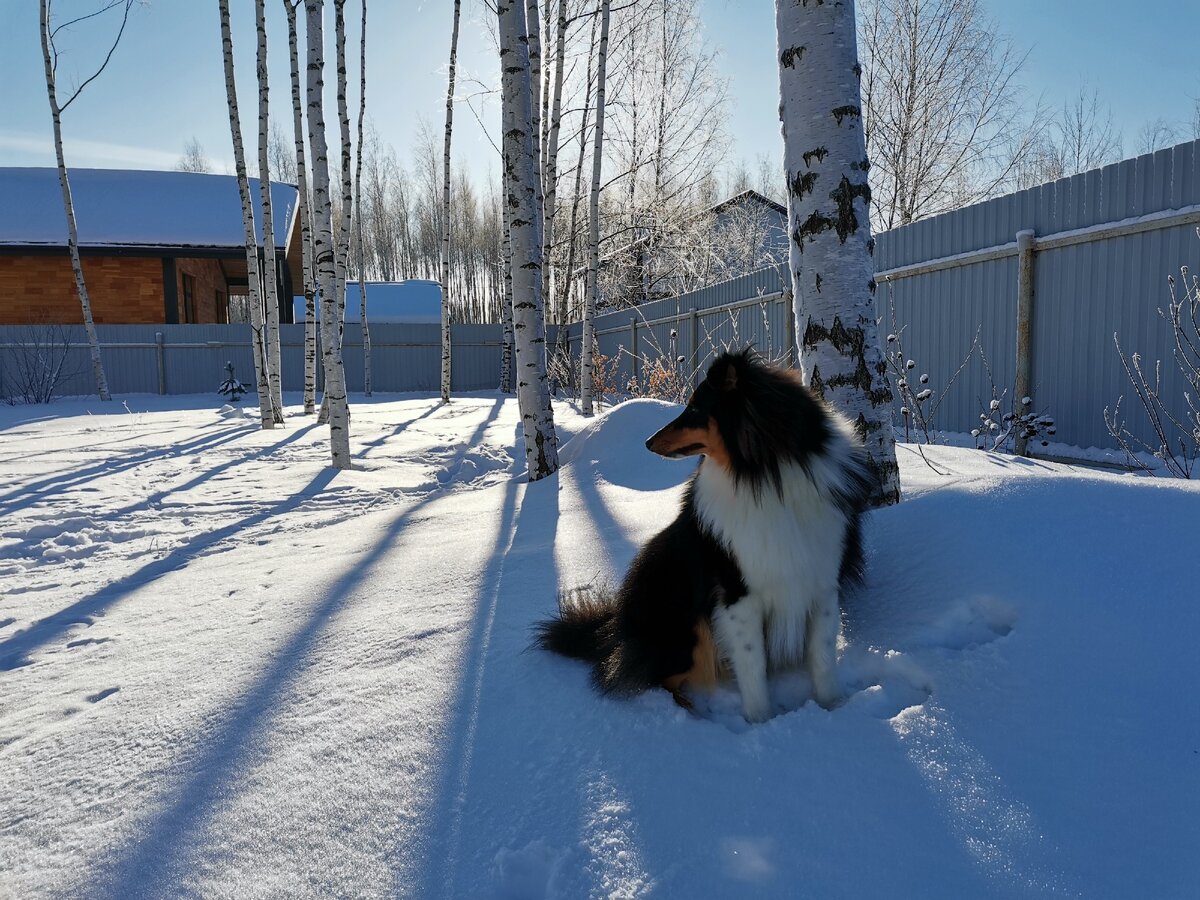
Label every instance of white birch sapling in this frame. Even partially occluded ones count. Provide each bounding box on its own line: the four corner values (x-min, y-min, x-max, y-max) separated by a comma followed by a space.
543, 0, 568, 328
256, 0, 285, 423
219, 0, 275, 430
581, 0, 611, 418
500, 169, 515, 393
284, 0, 318, 414
498, 0, 559, 479
305, 0, 352, 468
356, 0, 372, 396
334, 0, 354, 338
559, 7, 599, 339
775, 0, 900, 506
38, 0, 135, 403
440, 0, 462, 403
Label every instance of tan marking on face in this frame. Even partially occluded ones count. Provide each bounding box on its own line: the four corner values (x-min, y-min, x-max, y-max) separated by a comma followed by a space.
646, 419, 731, 470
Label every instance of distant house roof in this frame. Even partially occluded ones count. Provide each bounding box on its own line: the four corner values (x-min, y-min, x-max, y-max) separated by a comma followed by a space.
0, 167, 298, 252
710, 189, 787, 217
295, 280, 443, 324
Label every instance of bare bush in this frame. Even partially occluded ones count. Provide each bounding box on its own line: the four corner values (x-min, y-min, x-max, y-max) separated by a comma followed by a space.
1105, 251, 1200, 478
1, 324, 79, 405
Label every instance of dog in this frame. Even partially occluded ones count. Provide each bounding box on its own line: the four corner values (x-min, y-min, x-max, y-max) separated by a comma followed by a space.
536, 349, 872, 723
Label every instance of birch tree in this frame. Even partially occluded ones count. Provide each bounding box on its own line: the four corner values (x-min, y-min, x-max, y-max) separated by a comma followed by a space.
440, 0, 462, 403
581, 0, 610, 418
776, 0, 900, 506
499, 0, 559, 480
38, 0, 134, 403
356, 0, 372, 396
858, 0, 1042, 229
306, 0, 352, 467
219, 0, 275, 429
542, 0, 568, 326
284, 0, 318, 414
256, 0, 285, 422
333, 0, 354, 394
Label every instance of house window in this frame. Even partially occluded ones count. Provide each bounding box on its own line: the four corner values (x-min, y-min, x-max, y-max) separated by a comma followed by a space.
182, 274, 196, 323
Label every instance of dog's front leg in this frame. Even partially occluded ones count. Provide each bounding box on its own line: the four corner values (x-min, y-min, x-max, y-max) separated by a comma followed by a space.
714, 600, 770, 723
806, 588, 844, 709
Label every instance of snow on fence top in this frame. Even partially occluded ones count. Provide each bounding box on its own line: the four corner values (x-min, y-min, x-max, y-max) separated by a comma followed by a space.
0, 167, 298, 251
294, 280, 443, 324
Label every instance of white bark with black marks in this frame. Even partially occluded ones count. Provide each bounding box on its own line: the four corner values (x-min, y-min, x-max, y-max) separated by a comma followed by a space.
498, 0, 559, 480
440, 0, 462, 403
581, 0, 610, 418
356, 0, 372, 397
284, 0, 318, 414
256, 0, 285, 423
219, 0, 274, 429
39, 0, 127, 403
500, 177, 514, 393
776, 0, 900, 506
542, 0, 567, 324
306, 0, 352, 468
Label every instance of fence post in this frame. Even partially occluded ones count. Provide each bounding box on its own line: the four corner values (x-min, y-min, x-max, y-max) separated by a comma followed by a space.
1014, 229, 1036, 456
630, 316, 639, 390
784, 292, 796, 367
690, 307, 700, 385
155, 331, 166, 395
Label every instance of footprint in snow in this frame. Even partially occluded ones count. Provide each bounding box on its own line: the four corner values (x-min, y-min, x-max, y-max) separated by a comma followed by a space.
0, 617, 14, 630
86, 687, 119, 704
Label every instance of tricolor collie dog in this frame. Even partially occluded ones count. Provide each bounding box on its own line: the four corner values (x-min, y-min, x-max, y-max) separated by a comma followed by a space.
536, 349, 872, 723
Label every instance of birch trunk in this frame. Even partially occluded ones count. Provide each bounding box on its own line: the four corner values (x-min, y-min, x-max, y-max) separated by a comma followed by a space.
440, 0, 462, 403
306, 0, 352, 468
39, 0, 111, 402
542, 0, 567, 326
284, 0, 318, 414
356, 0, 372, 396
335, 0, 353, 350
500, 179, 515, 394
219, 0, 274, 429
498, 0, 558, 480
581, 0, 610, 418
775, 0, 900, 506
557, 9, 598, 340
256, 0, 285, 423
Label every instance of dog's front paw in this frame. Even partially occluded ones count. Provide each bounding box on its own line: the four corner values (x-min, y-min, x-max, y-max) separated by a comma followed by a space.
813, 688, 846, 711
742, 698, 773, 724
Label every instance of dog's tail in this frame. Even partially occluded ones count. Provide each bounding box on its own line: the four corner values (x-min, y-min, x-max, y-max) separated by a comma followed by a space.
534, 584, 617, 664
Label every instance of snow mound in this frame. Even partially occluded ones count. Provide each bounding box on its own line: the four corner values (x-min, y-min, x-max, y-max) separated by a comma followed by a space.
557, 398, 690, 490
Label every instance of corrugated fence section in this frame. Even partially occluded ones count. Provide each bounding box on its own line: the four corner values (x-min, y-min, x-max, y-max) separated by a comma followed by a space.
5, 140, 1199, 454
874, 139, 1200, 450
0, 323, 531, 397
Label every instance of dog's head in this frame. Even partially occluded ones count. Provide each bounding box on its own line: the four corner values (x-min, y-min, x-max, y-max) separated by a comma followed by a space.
644, 350, 759, 468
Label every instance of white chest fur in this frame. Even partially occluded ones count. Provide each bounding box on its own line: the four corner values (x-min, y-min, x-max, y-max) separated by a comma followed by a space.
693, 459, 849, 668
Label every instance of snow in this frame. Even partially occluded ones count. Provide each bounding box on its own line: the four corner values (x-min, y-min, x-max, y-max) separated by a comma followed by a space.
293, 279, 443, 324
0, 167, 296, 251
0, 393, 1197, 898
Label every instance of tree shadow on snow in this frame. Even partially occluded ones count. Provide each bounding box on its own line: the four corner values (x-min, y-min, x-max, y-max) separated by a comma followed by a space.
93, 398, 508, 897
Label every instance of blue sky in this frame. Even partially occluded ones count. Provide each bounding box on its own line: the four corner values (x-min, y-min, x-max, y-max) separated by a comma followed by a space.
1, 1, 1197, 183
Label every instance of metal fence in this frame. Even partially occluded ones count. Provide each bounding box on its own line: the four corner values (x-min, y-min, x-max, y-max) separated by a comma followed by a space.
560, 140, 1200, 453
6, 140, 1199, 455
0, 323, 523, 398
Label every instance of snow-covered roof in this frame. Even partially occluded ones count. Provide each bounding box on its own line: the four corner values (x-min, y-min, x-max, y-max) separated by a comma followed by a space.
0, 167, 297, 252
295, 280, 443, 324
710, 189, 787, 217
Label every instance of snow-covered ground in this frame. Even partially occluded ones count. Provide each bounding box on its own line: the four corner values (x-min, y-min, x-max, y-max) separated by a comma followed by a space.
1, 392, 1197, 899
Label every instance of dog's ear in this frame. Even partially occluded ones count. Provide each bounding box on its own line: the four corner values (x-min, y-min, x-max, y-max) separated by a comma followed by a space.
706, 354, 740, 393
